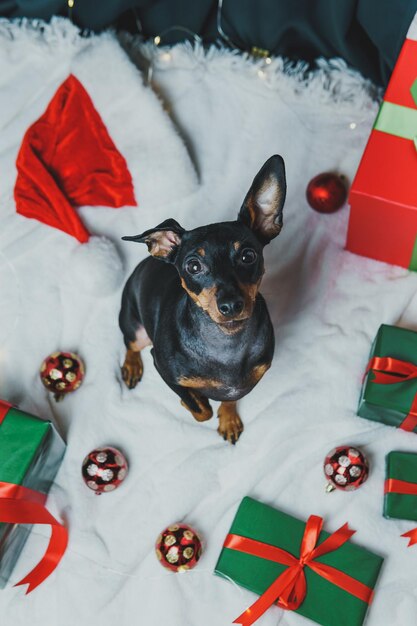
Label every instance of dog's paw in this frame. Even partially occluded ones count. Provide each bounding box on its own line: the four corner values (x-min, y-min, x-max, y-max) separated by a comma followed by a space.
217, 402, 243, 445
121, 350, 143, 389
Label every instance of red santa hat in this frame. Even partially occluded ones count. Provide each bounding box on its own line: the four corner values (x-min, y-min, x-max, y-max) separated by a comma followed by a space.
14, 74, 137, 295
14, 74, 137, 242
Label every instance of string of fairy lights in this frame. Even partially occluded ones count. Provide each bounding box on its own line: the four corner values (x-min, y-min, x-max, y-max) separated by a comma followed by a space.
67, 0, 274, 74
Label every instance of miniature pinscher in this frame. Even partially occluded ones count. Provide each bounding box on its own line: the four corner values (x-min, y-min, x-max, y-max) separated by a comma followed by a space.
119, 155, 286, 444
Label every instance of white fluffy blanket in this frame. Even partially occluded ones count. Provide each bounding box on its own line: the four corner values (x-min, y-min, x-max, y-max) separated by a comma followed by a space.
1, 18, 417, 626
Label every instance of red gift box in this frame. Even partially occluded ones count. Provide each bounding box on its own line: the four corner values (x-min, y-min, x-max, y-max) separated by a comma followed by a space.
346, 33, 417, 270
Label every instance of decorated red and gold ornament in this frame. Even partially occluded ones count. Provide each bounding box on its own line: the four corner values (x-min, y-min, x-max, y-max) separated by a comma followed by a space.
306, 172, 348, 213
82, 447, 128, 494
324, 445, 369, 492
40, 351, 85, 401
155, 523, 202, 572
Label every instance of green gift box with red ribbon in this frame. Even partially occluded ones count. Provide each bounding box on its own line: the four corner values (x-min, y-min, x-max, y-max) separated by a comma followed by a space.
0, 399, 67, 592
384, 451, 417, 521
214, 497, 383, 626
358, 324, 417, 432
384, 451, 417, 546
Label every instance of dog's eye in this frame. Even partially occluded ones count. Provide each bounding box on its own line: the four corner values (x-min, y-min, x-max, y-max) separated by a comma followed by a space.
241, 248, 257, 264
186, 258, 203, 275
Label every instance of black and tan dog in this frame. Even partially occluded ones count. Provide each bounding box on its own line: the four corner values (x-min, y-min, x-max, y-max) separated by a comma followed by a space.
119, 155, 286, 444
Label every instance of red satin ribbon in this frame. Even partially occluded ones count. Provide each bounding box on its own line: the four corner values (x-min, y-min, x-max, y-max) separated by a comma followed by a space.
226, 515, 373, 626
0, 481, 68, 593
384, 479, 417, 546
367, 357, 417, 431
0, 399, 12, 424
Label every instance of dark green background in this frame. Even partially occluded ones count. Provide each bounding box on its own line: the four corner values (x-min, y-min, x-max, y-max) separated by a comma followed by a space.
1, 0, 417, 86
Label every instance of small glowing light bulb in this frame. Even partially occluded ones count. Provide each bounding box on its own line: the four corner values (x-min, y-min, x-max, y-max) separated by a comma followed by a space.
68, 0, 74, 7
154, 35, 161, 46
349, 122, 357, 130
265, 57, 272, 65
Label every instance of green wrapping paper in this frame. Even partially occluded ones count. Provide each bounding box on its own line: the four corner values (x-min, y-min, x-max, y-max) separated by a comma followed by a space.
215, 497, 383, 626
358, 324, 417, 431
384, 451, 417, 521
0, 403, 65, 587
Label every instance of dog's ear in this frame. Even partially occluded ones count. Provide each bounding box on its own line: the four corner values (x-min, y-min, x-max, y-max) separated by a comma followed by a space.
122, 218, 185, 260
238, 155, 286, 245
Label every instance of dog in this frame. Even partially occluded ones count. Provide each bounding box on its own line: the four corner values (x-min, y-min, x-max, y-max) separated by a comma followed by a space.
119, 155, 286, 444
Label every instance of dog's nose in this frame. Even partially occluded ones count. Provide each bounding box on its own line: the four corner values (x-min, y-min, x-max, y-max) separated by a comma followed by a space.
218, 299, 244, 317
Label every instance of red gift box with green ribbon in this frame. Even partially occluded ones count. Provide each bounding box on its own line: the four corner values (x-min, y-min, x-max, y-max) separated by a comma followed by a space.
215, 497, 383, 626
346, 29, 417, 270
358, 324, 417, 432
0, 399, 67, 592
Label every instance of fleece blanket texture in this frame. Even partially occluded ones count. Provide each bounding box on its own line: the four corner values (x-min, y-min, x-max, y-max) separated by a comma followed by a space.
1, 17, 417, 626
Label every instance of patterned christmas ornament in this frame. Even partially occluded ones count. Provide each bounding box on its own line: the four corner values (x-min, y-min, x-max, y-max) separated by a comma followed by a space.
82, 447, 128, 494
40, 351, 85, 401
155, 524, 202, 572
324, 445, 369, 492
306, 172, 347, 213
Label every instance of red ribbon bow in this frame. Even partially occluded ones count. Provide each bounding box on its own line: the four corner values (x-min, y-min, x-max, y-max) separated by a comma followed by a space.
0, 400, 68, 592
384, 479, 417, 547
367, 356, 417, 431
225, 515, 373, 626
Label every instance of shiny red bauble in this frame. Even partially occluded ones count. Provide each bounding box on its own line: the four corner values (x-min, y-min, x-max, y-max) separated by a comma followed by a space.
155, 523, 202, 572
82, 447, 128, 494
324, 445, 369, 492
40, 351, 85, 401
306, 172, 347, 213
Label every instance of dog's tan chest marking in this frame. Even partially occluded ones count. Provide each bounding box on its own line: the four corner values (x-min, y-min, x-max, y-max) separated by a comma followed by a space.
178, 376, 223, 389
249, 362, 270, 384
177, 363, 270, 395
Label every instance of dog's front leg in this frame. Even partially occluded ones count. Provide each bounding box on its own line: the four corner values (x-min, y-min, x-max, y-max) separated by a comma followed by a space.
121, 346, 144, 389
121, 326, 152, 389
218, 401, 243, 444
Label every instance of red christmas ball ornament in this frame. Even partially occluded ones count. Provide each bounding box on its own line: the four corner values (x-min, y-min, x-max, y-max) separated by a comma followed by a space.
82, 447, 128, 494
306, 172, 347, 213
40, 351, 85, 401
324, 445, 369, 492
155, 523, 202, 572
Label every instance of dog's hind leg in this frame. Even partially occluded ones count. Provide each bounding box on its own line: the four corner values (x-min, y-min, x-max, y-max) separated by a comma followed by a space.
150, 351, 213, 422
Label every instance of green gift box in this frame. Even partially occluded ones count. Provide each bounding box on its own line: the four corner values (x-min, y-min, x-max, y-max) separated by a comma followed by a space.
215, 497, 383, 626
0, 400, 65, 588
384, 451, 417, 521
358, 324, 417, 432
